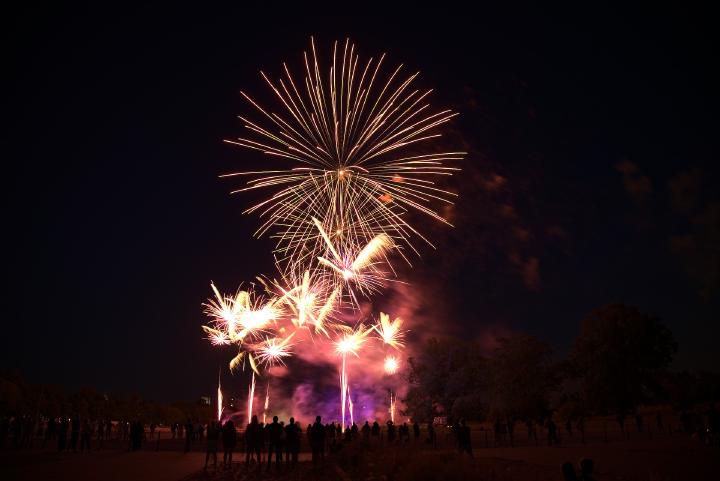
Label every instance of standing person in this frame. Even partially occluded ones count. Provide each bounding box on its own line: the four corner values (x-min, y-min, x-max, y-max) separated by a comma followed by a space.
58, 417, 69, 451
285, 417, 301, 468
413, 421, 420, 441
184, 419, 194, 453
265, 416, 282, 470
386, 421, 396, 444
427, 421, 437, 448
69, 416, 80, 452
222, 420, 237, 469
547, 418, 558, 446
131, 420, 143, 451
577, 417, 586, 443
204, 421, 219, 470
245, 415, 262, 467
310, 416, 326, 468
460, 419, 473, 457
362, 421, 370, 441
80, 419, 92, 452
371, 421, 380, 439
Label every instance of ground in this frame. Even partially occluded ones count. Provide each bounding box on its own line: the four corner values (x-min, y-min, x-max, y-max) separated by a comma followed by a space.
1, 424, 718, 480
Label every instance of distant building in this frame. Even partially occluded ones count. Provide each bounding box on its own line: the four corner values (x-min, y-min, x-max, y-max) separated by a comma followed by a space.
200, 396, 211, 406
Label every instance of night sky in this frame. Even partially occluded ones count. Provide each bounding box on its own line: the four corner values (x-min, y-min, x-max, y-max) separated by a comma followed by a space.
3, 6, 718, 402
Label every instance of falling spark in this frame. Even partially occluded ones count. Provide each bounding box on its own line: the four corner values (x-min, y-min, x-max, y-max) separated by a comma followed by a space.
384, 355, 400, 375
376, 312, 405, 349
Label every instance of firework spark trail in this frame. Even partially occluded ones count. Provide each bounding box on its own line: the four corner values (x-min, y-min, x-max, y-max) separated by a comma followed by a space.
335, 325, 372, 428
247, 372, 256, 426
217, 369, 223, 422
389, 391, 396, 423
348, 386, 354, 427
263, 381, 270, 424
222, 38, 465, 276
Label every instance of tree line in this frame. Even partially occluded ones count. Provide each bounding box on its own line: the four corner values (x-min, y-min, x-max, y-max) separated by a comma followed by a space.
404, 303, 719, 423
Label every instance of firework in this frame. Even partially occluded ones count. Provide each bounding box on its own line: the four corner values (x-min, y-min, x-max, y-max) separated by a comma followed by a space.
270, 269, 340, 336
376, 312, 405, 349
315, 216, 394, 300
202, 38, 461, 426
384, 355, 400, 375
222, 38, 464, 272
254, 333, 295, 369
335, 325, 373, 427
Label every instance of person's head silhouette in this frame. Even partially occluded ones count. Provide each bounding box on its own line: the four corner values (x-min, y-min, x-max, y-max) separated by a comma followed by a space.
315, 416, 322, 423
561, 462, 577, 481
289, 417, 295, 425
579, 458, 594, 476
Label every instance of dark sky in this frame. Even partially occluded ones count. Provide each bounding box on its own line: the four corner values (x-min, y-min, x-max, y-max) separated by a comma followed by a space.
3, 6, 718, 401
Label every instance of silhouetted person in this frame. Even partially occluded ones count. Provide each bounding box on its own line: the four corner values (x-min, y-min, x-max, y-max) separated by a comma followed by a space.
635, 414, 643, 433
184, 419, 193, 453
561, 461, 579, 481
362, 421, 370, 440
265, 416, 283, 470
58, 417, 68, 451
204, 421, 219, 469
460, 419, 473, 456
351, 422, 358, 439
371, 421, 380, 438
427, 421, 437, 447
130, 420, 143, 451
245, 415, 262, 467
70, 416, 80, 452
577, 416, 585, 443
285, 417, 301, 468
80, 419, 92, 452
222, 420, 236, 468
617, 414, 626, 435
579, 458, 596, 481
310, 416, 326, 468
566, 418, 573, 438
386, 421, 396, 443
547, 418, 558, 446
413, 421, 420, 441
